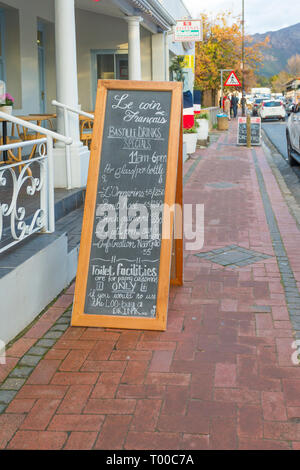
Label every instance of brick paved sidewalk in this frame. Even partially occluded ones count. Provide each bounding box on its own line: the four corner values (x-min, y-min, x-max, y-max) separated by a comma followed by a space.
1, 120, 300, 450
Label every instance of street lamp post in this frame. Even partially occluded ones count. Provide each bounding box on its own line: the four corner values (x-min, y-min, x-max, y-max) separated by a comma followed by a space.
242, 0, 246, 116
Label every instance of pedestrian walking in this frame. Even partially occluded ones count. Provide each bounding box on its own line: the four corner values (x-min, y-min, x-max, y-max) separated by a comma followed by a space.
230, 94, 234, 118
232, 93, 239, 118
224, 95, 231, 120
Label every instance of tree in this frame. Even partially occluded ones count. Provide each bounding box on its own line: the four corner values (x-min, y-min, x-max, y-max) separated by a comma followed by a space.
271, 71, 291, 93
287, 54, 300, 77
195, 12, 269, 98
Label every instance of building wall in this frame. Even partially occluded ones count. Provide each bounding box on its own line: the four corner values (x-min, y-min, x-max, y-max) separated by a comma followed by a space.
0, 0, 54, 113
0, 0, 176, 115
76, 9, 152, 110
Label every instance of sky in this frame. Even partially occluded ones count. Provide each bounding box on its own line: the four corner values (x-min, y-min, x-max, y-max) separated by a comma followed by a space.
184, 0, 300, 34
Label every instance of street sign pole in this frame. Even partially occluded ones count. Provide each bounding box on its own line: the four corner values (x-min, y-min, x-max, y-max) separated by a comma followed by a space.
242, 0, 246, 117
219, 69, 232, 109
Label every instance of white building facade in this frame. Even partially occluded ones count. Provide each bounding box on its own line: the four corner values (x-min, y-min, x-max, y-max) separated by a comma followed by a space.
0, 0, 192, 188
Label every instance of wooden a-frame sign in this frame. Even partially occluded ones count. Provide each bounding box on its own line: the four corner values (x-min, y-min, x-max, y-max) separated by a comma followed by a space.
72, 80, 183, 331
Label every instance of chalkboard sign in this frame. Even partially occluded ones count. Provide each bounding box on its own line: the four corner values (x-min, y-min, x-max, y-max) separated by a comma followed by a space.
237, 117, 261, 146
72, 80, 182, 331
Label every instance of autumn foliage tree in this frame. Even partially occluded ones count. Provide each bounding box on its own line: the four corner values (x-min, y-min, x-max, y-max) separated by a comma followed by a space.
195, 12, 268, 103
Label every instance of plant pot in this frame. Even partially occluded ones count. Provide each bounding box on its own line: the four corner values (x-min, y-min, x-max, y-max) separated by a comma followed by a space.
183, 133, 198, 154
196, 119, 209, 140
1, 105, 12, 115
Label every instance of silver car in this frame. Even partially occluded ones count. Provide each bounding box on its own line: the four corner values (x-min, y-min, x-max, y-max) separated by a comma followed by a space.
286, 105, 300, 166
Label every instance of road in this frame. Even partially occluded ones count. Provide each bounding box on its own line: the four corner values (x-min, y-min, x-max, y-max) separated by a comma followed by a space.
262, 120, 288, 160
262, 118, 300, 207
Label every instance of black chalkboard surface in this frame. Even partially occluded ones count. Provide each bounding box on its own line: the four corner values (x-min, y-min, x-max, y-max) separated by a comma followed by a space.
237, 117, 261, 146
72, 80, 182, 331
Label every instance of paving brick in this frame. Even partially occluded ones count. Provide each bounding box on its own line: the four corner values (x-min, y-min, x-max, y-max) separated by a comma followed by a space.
262, 391, 287, 421
48, 414, 104, 431
6, 338, 36, 358
98, 372, 123, 384
238, 405, 263, 438
283, 379, 300, 406
51, 372, 99, 385
130, 399, 162, 432
116, 332, 141, 350
145, 373, 190, 386
149, 351, 173, 372
17, 385, 68, 400
84, 398, 136, 414
57, 384, 93, 414
94, 416, 132, 449
210, 418, 237, 450
121, 361, 148, 385
215, 363, 237, 387
27, 360, 61, 385
81, 360, 126, 373
64, 432, 97, 450
91, 382, 118, 399
181, 434, 209, 450
239, 438, 291, 450
87, 341, 116, 361
124, 431, 181, 450
5, 398, 36, 414
0, 414, 25, 449
59, 349, 89, 372
8, 431, 67, 450
157, 414, 209, 434
20, 399, 60, 430
110, 350, 152, 362
162, 386, 189, 415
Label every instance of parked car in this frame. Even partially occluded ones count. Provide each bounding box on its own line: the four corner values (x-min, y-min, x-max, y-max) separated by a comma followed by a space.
252, 98, 264, 116
258, 100, 286, 121
286, 104, 300, 166
286, 101, 296, 116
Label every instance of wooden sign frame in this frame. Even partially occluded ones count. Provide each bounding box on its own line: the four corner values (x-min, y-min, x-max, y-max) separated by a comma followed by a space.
72, 80, 183, 331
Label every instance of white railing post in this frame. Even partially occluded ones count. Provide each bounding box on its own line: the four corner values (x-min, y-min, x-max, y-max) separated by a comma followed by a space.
47, 135, 55, 233
63, 107, 72, 189
39, 140, 48, 234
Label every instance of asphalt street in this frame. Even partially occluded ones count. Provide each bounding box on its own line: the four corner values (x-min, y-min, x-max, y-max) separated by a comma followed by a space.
262, 119, 288, 160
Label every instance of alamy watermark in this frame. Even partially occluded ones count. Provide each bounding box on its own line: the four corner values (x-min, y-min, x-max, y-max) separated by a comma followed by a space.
95, 196, 204, 251
0, 340, 6, 365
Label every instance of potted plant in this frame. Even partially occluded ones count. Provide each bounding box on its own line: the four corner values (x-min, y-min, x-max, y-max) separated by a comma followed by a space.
195, 112, 209, 141
183, 124, 198, 154
0, 93, 14, 114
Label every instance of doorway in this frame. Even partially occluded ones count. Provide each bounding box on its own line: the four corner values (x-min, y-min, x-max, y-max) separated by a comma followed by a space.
91, 50, 128, 106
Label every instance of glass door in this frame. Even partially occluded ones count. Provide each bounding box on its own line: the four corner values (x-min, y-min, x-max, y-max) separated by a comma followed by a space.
116, 54, 128, 80
91, 50, 128, 106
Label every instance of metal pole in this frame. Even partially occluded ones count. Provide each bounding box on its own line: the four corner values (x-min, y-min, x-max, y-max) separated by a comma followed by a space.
221, 70, 223, 109
242, 0, 246, 117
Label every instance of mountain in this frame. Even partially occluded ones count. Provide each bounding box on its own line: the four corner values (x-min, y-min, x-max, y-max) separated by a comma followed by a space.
252, 22, 300, 77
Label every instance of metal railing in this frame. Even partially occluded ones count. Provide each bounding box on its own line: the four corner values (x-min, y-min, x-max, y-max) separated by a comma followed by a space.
52, 99, 94, 190
0, 111, 72, 254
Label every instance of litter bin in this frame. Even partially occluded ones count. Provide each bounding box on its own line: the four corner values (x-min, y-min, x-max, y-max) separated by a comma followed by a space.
217, 114, 229, 131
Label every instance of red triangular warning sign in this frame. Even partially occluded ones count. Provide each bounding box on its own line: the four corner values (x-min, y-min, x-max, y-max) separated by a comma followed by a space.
224, 71, 241, 87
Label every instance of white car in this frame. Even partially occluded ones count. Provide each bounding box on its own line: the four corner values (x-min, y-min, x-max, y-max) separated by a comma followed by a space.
286, 105, 300, 166
259, 100, 286, 121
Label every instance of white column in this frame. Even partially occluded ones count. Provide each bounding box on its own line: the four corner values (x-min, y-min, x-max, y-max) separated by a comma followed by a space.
152, 33, 165, 81
164, 32, 170, 81
54, 0, 89, 188
125, 16, 143, 80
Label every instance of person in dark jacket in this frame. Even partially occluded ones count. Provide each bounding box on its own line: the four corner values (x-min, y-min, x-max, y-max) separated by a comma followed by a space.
231, 93, 239, 118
